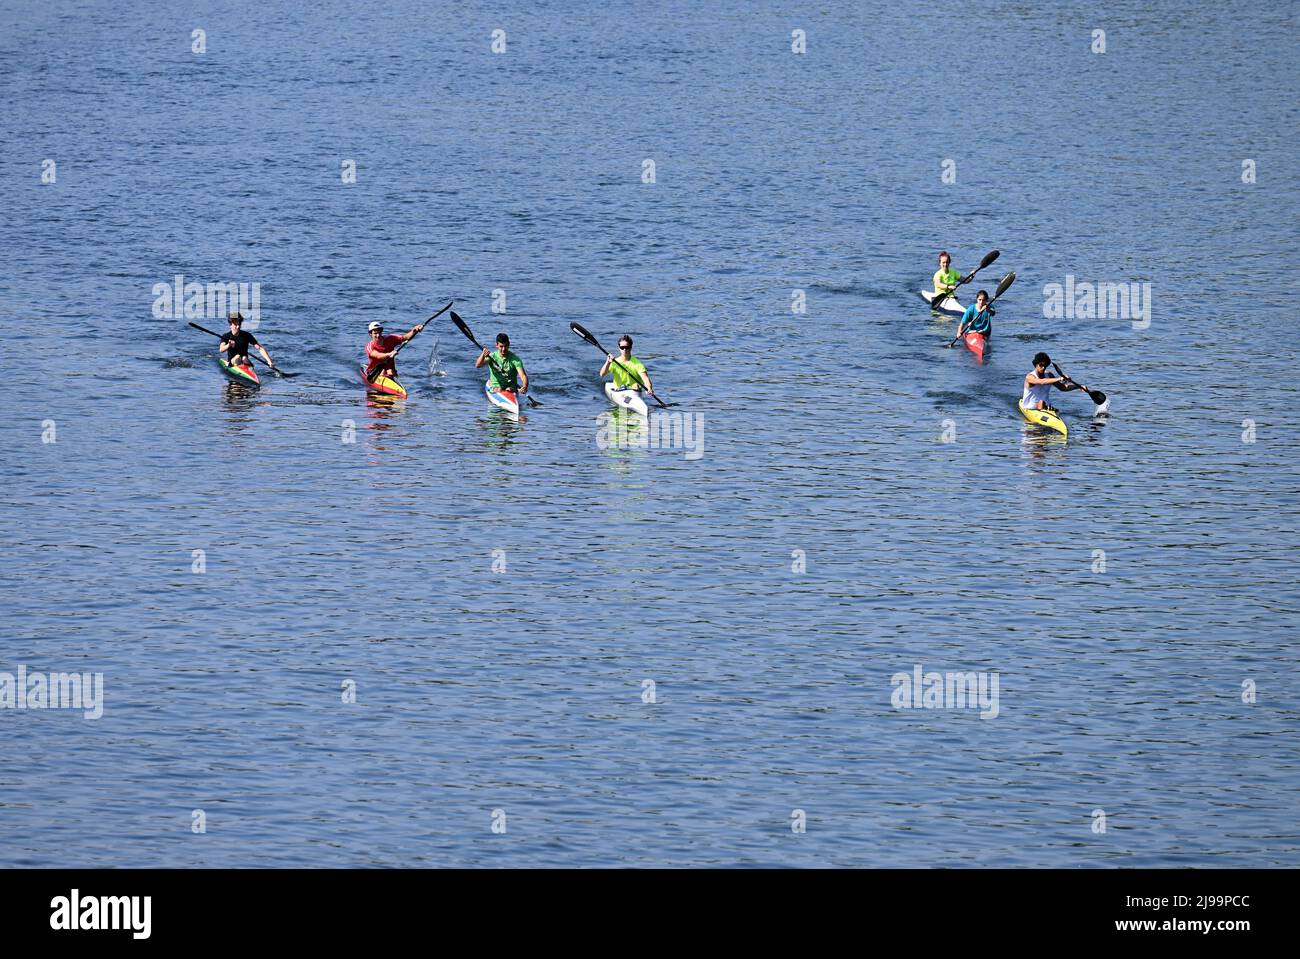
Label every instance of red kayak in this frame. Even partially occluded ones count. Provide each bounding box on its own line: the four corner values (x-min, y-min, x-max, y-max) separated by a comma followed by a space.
963, 332, 987, 361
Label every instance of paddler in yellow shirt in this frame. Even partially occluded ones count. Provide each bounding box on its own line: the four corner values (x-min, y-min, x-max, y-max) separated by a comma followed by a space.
600, 334, 653, 396
932, 251, 962, 302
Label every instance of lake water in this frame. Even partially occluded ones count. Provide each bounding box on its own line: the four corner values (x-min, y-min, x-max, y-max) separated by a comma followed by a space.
1, 0, 1297, 867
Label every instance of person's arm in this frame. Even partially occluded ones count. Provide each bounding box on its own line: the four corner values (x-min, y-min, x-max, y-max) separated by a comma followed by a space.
1026, 373, 1066, 386
246, 334, 271, 365
218, 337, 232, 354
403, 323, 425, 342
474, 348, 489, 369
641, 370, 653, 393
517, 364, 529, 393
933, 270, 944, 292
956, 306, 973, 335
600, 355, 613, 377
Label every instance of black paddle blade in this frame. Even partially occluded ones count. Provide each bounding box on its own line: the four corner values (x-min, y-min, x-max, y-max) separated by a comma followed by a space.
1052, 362, 1105, 405
977, 249, 1000, 270
569, 322, 604, 352
994, 271, 1016, 298
449, 311, 482, 349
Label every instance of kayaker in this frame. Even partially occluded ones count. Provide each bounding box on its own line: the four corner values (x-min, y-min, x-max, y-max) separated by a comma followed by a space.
365, 319, 425, 379
219, 312, 273, 370
599, 334, 653, 395
475, 332, 529, 396
956, 290, 994, 341
933, 251, 961, 299
1022, 352, 1090, 409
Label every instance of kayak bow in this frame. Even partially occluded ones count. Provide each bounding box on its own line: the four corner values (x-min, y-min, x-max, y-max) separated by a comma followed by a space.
963, 331, 987, 361
485, 381, 520, 414
1019, 400, 1067, 438
360, 364, 407, 398
218, 357, 260, 386
604, 382, 650, 416
920, 290, 965, 317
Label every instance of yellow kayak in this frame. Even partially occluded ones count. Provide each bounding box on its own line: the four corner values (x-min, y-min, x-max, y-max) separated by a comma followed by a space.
360, 364, 407, 398
1019, 400, 1067, 437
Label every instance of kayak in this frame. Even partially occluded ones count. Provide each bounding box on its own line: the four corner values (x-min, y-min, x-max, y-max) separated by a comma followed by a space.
218, 357, 259, 387
360, 364, 407, 398
963, 331, 987, 361
605, 382, 650, 417
920, 290, 965, 317
485, 381, 519, 414
1019, 400, 1067, 438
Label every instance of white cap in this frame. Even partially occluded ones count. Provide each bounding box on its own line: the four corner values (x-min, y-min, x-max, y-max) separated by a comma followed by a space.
367, 321, 383, 332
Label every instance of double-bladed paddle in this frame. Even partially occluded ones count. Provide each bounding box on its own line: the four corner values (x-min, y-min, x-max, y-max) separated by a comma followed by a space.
947, 271, 1016, 347
569, 322, 676, 409
188, 322, 299, 377
1052, 362, 1107, 406
449, 311, 540, 407
930, 249, 999, 310
365, 301, 453, 383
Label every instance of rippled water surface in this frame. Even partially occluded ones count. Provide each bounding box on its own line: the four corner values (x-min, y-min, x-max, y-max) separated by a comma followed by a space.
2, 1, 1298, 867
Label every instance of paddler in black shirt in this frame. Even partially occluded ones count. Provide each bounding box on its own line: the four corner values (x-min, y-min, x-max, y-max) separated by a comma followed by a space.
218, 312, 274, 371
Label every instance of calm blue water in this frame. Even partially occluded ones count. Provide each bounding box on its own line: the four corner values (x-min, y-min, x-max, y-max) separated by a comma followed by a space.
2, 1, 1298, 867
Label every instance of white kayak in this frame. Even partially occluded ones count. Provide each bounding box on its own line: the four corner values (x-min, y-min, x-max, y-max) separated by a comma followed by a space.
604, 382, 650, 416
920, 290, 965, 317
485, 381, 520, 414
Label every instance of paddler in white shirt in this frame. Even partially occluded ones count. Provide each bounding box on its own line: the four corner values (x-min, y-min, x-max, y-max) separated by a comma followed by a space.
1022, 352, 1089, 410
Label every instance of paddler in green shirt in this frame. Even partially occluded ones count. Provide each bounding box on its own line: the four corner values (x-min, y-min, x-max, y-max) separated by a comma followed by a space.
476, 332, 529, 395
600, 334, 654, 394
932, 251, 961, 299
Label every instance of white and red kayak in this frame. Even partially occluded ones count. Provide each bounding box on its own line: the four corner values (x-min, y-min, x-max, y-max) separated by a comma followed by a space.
604, 382, 650, 416
485, 381, 519, 414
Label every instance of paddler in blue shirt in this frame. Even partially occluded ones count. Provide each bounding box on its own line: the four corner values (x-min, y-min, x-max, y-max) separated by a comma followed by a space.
956, 290, 994, 341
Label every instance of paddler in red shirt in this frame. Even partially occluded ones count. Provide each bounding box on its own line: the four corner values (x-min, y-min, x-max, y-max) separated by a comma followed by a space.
364, 319, 425, 379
